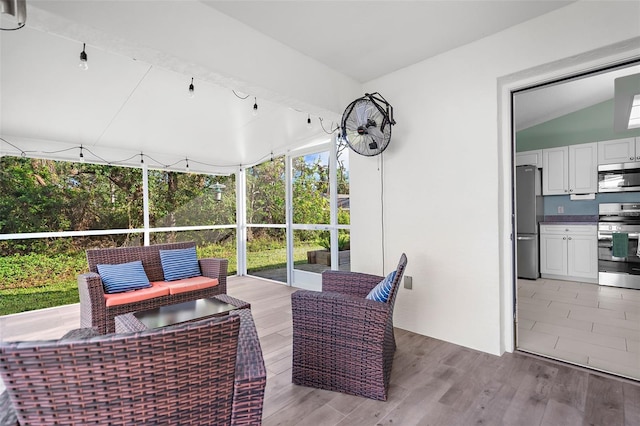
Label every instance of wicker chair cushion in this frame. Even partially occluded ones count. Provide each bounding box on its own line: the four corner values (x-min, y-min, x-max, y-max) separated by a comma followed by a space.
104, 282, 170, 306
365, 270, 396, 303
154, 276, 218, 295
97, 260, 151, 293
159, 247, 202, 281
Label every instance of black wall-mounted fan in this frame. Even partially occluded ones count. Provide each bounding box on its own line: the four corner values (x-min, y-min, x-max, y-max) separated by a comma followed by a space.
340, 92, 395, 156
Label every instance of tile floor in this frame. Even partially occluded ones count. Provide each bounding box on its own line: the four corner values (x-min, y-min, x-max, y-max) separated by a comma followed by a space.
517, 277, 640, 380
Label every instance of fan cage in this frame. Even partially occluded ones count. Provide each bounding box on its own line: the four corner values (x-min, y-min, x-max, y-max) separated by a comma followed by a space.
340, 93, 395, 157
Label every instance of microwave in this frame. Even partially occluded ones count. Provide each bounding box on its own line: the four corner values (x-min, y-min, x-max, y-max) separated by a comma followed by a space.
598, 162, 640, 192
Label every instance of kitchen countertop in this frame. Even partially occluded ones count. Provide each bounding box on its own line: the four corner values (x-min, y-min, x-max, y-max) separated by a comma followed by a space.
540, 215, 598, 225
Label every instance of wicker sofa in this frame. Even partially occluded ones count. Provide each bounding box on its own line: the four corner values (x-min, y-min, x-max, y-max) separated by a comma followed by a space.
78, 241, 228, 334
0, 314, 245, 425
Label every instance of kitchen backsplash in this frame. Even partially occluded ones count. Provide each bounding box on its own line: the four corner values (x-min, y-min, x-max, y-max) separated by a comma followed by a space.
544, 192, 640, 216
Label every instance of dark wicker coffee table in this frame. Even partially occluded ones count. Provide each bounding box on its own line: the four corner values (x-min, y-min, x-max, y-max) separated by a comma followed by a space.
115, 294, 250, 332
116, 295, 265, 426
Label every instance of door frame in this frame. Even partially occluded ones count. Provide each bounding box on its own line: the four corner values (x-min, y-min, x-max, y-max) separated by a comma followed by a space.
497, 38, 640, 354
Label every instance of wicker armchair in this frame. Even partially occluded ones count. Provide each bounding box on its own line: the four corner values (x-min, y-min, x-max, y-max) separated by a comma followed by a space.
78, 241, 228, 334
291, 253, 407, 401
0, 314, 241, 426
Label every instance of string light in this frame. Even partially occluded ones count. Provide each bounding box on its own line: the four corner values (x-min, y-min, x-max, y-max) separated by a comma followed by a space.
0, 0, 26, 31
79, 43, 88, 71
188, 78, 194, 98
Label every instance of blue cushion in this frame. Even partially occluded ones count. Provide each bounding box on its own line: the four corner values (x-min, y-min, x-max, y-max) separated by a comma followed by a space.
366, 271, 397, 303
159, 246, 202, 281
97, 261, 151, 294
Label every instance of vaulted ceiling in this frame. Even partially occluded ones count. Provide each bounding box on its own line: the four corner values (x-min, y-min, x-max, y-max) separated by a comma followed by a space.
1, 1, 578, 173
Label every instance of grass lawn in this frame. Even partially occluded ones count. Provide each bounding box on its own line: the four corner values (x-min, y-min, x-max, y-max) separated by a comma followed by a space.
0, 242, 322, 316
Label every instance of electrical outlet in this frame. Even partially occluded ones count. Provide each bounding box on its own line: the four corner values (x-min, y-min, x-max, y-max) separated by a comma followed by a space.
557, 206, 564, 214
404, 276, 413, 290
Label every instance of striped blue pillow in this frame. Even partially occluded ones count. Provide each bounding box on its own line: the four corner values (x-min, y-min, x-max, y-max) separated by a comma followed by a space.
159, 247, 202, 281
97, 261, 151, 294
365, 271, 397, 303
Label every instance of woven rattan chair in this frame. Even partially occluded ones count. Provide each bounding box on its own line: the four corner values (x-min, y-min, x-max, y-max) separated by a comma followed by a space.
0, 314, 241, 426
78, 241, 228, 334
291, 253, 407, 401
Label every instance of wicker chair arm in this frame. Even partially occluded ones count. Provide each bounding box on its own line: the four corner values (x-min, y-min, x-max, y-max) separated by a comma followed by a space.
291, 290, 390, 342
199, 257, 228, 293
321, 270, 384, 297
0, 390, 17, 426
61, 327, 101, 340
77, 272, 107, 332
198, 257, 227, 276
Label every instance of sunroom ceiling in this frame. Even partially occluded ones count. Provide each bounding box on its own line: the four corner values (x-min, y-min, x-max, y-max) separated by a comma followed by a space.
1, 25, 328, 174
1, 1, 575, 174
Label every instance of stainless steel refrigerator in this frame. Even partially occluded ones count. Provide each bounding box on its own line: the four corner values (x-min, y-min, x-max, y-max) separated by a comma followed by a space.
516, 165, 544, 279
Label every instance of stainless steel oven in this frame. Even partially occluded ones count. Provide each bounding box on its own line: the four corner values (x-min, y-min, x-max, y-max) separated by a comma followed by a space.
598, 203, 640, 290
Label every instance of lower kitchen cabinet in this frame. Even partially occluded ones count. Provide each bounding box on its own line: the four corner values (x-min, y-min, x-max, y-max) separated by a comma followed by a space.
540, 224, 598, 283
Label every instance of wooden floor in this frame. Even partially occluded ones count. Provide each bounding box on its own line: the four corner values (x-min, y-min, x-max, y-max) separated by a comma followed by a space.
1, 276, 639, 425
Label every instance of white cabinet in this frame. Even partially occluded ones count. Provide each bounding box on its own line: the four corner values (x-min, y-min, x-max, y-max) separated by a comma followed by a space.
542, 143, 597, 195
569, 143, 598, 194
540, 224, 598, 283
542, 147, 568, 195
516, 150, 543, 168
597, 137, 640, 164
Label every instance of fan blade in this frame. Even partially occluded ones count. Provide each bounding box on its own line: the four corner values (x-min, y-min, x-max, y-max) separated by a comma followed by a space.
354, 100, 383, 127
354, 101, 371, 126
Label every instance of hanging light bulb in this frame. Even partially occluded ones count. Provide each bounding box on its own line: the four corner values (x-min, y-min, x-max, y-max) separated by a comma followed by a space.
307, 114, 312, 129
0, 0, 27, 30
78, 43, 88, 71
79, 145, 85, 163
188, 78, 195, 98
252, 97, 258, 116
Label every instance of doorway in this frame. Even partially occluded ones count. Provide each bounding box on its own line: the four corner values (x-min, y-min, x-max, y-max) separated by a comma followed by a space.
511, 60, 640, 381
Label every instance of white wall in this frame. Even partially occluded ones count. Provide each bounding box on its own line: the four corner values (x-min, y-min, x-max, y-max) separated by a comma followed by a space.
351, 1, 640, 355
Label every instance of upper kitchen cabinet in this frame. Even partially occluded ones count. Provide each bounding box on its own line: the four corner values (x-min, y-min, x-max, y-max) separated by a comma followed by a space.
598, 137, 640, 164
542, 142, 597, 195
516, 149, 543, 168
542, 147, 568, 195
569, 143, 598, 194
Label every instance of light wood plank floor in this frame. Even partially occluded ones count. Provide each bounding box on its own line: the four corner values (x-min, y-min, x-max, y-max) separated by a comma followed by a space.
1, 276, 639, 425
